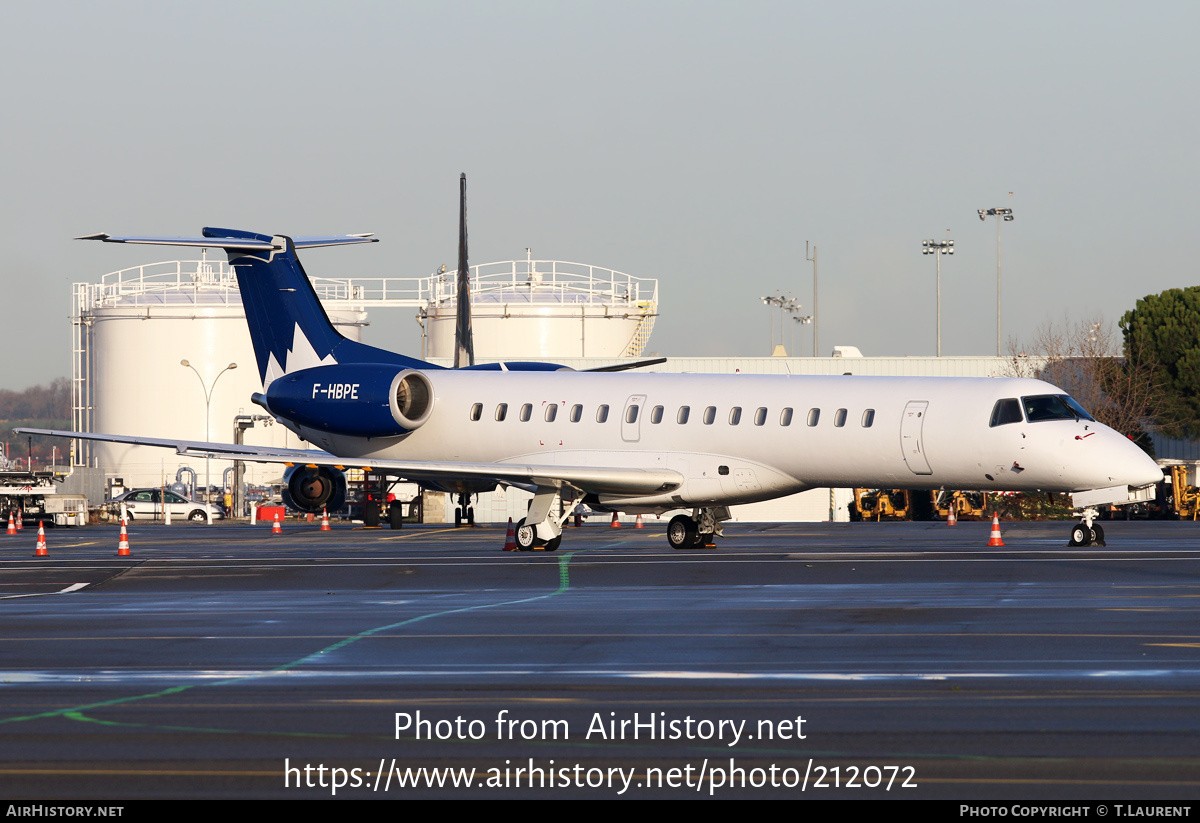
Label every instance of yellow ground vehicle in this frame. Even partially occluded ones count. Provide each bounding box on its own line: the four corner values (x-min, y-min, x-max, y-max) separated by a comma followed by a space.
1164, 464, 1200, 520
851, 488, 984, 522
851, 488, 913, 521
933, 490, 989, 521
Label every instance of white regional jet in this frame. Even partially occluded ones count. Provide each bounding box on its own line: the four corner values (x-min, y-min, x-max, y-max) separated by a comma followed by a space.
23, 220, 1162, 551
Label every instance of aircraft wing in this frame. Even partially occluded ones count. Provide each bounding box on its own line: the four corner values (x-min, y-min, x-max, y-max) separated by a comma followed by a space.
16, 429, 682, 496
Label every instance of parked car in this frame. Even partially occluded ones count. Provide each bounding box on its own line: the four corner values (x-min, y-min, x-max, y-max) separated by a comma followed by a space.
109, 488, 224, 522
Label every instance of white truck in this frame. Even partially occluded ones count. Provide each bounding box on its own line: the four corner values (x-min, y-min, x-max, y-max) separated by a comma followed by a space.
0, 470, 88, 527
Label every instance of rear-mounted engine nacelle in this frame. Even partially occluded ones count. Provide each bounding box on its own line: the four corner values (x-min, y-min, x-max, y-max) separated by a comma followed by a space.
282, 465, 348, 514
265, 365, 435, 438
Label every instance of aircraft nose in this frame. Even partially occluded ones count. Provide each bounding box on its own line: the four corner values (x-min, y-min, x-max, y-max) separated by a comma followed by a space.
1066, 428, 1162, 491
1108, 432, 1163, 488
1131, 452, 1165, 488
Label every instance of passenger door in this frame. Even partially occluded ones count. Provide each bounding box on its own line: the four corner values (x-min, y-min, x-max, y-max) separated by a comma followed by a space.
900, 401, 933, 475
621, 394, 646, 443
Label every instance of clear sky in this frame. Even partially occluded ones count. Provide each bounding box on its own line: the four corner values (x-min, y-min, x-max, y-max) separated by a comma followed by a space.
1, 0, 1196, 389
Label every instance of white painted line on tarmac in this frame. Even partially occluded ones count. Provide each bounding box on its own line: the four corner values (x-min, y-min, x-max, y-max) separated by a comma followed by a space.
0, 583, 89, 600
4, 665, 1197, 684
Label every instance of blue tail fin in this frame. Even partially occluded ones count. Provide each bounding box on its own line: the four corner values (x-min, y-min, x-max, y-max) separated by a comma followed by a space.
204, 228, 435, 385
80, 228, 435, 386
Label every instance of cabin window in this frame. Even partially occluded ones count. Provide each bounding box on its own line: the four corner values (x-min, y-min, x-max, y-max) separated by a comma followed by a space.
625, 404, 640, 424
677, 406, 690, 424
780, 407, 793, 426
544, 404, 558, 422
570, 404, 582, 422
703, 406, 716, 425
495, 403, 508, 422
861, 409, 875, 427
754, 407, 767, 426
470, 403, 483, 421
807, 408, 820, 427
519, 403, 532, 422
596, 404, 610, 423
728, 407, 742, 425
650, 405, 664, 424
834, 408, 847, 427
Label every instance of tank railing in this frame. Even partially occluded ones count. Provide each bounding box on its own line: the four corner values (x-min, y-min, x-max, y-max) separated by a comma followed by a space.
86, 260, 243, 307
425, 260, 659, 307
307, 277, 428, 303
83, 260, 658, 310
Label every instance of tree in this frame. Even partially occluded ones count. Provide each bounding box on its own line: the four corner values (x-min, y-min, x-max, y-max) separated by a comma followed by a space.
1007, 316, 1167, 452
0, 377, 70, 421
0, 378, 73, 468
1120, 287, 1200, 439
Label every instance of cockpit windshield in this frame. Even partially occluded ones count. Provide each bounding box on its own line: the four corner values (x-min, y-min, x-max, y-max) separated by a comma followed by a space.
1021, 394, 1095, 423
989, 398, 1023, 427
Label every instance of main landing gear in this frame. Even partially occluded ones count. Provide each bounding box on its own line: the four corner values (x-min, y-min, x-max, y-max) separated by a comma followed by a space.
514, 518, 562, 552
510, 488, 579, 552
1068, 506, 1105, 547
667, 507, 730, 549
453, 492, 475, 528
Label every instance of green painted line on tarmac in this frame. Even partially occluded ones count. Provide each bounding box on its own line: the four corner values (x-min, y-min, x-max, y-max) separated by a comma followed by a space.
0, 540, 613, 735
277, 545, 585, 669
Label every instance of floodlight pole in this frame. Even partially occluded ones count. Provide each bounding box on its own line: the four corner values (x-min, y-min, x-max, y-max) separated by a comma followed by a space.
760, 294, 799, 355
978, 207, 1014, 356
922, 238, 954, 356
806, 242, 818, 356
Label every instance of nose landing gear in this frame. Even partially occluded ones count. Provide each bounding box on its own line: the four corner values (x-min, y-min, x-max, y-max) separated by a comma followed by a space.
1068, 507, 1105, 547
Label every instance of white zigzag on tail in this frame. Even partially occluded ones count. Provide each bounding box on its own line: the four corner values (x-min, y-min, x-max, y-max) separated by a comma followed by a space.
263, 322, 338, 388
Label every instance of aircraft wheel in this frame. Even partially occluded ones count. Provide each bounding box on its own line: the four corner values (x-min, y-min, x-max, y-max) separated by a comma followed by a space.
454, 507, 462, 528
1069, 523, 1089, 547
667, 515, 698, 550
543, 534, 561, 552
389, 501, 404, 529
467, 506, 475, 526
1091, 524, 1105, 546
514, 518, 537, 551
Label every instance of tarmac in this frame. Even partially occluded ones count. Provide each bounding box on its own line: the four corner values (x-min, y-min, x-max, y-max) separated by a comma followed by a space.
2, 517, 1199, 799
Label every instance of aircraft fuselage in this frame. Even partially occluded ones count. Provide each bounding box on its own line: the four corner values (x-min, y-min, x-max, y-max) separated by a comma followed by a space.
283, 371, 1160, 512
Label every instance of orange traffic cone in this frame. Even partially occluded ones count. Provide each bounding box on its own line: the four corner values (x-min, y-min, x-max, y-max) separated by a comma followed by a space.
6, 511, 15, 536
946, 506, 957, 526
15, 509, 23, 530
33, 521, 47, 556
634, 514, 645, 529
320, 509, 331, 531
987, 512, 1005, 546
271, 512, 282, 535
503, 518, 517, 551
117, 517, 131, 556
610, 512, 621, 528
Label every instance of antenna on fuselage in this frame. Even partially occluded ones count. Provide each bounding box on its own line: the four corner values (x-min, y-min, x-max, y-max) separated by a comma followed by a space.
453, 173, 475, 368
